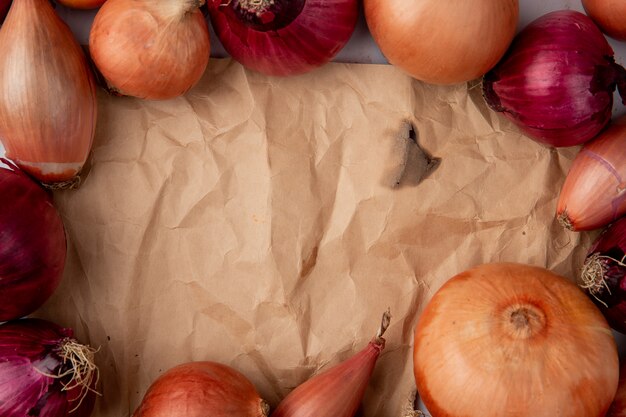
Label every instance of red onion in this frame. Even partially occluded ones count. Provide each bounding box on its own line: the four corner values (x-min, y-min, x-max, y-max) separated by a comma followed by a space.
483, 10, 626, 147
0, 161, 66, 321
0, 318, 99, 417
0, 0, 9, 22
580, 216, 626, 334
206, 0, 358, 76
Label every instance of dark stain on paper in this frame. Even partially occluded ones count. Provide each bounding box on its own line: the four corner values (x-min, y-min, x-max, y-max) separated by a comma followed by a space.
382, 121, 441, 188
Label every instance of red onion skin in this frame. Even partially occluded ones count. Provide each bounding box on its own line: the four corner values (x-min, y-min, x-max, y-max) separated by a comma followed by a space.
0, 0, 9, 22
133, 361, 268, 417
483, 10, 623, 147
581, 216, 626, 334
0, 318, 96, 417
207, 0, 358, 76
272, 340, 383, 417
0, 165, 66, 321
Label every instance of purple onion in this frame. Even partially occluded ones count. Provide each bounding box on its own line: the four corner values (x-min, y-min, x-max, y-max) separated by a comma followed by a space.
483, 10, 626, 147
207, 0, 358, 76
0, 318, 98, 417
0, 160, 66, 321
580, 216, 626, 333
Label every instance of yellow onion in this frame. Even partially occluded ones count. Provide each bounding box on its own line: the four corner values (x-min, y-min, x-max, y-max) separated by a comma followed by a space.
89, 0, 210, 100
583, 0, 626, 41
0, 0, 97, 185
607, 363, 626, 416
557, 116, 626, 231
133, 361, 268, 417
363, 0, 519, 85
414, 263, 618, 417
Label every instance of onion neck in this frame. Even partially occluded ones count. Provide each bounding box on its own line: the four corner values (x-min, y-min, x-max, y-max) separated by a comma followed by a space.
220, 0, 305, 31
157, 0, 205, 19
592, 57, 626, 105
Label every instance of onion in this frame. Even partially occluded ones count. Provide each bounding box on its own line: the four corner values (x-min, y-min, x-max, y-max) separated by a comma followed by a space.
363, 0, 518, 85
89, 0, 210, 100
582, 0, 626, 42
414, 263, 619, 417
56, 0, 105, 9
0, 0, 97, 186
579, 216, 626, 334
207, 0, 358, 76
607, 363, 626, 416
0, 161, 66, 321
132, 361, 268, 417
0, 318, 99, 417
272, 310, 390, 417
0, 0, 9, 22
556, 116, 626, 231
483, 10, 626, 148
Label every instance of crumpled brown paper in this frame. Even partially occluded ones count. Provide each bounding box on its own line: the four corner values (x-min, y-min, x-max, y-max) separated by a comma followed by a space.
39, 58, 592, 417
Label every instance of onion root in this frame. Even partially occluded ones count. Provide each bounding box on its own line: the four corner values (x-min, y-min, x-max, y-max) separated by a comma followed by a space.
557, 211, 574, 230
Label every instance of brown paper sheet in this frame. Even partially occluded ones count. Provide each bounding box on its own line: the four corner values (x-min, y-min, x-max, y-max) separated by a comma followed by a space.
39, 58, 591, 416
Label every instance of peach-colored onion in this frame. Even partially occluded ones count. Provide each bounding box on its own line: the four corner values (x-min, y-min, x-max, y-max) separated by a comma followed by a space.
414, 263, 618, 417
0, 0, 97, 185
89, 0, 210, 100
132, 361, 268, 417
363, 0, 519, 85
272, 311, 390, 417
583, 0, 626, 41
607, 363, 626, 416
557, 116, 626, 231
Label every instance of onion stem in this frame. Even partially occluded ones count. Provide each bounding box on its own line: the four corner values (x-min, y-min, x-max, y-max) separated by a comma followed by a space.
557, 211, 574, 230
375, 308, 392, 345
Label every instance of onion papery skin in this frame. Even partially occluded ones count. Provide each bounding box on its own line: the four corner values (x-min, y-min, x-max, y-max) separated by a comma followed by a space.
607, 363, 626, 417
0, 0, 10, 22
414, 263, 618, 417
207, 0, 358, 77
272, 340, 384, 417
483, 10, 624, 148
89, 0, 210, 100
583, 0, 626, 42
0, 0, 97, 184
363, 0, 518, 85
56, 0, 106, 9
556, 116, 626, 231
0, 318, 98, 417
579, 216, 626, 334
0, 165, 66, 321
132, 361, 269, 417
